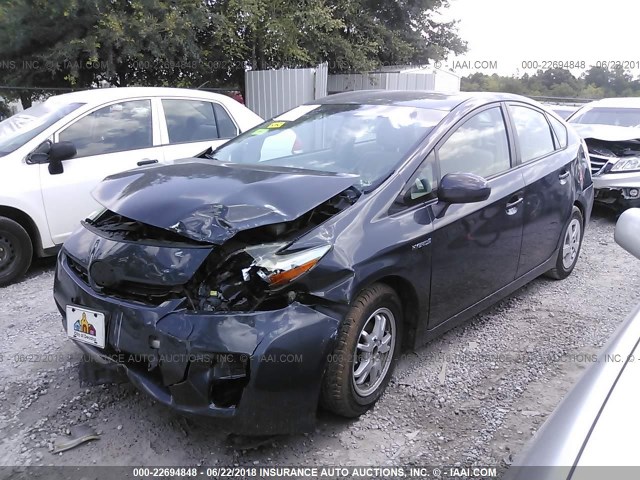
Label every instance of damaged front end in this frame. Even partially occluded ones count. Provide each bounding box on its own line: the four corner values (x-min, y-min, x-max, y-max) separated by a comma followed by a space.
53, 161, 360, 434
573, 125, 640, 209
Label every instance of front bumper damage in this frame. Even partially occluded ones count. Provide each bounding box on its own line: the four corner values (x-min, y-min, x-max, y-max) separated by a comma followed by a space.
573, 124, 640, 210
54, 253, 341, 435
592, 173, 640, 209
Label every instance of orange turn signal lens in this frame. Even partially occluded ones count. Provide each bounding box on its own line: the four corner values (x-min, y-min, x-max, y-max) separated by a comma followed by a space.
267, 258, 320, 287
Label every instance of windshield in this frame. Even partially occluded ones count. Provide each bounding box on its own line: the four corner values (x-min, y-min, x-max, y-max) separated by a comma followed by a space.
209, 103, 447, 189
0, 101, 84, 156
569, 107, 640, 127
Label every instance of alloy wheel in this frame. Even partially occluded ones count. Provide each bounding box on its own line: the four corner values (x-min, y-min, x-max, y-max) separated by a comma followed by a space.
352, 307, 397, 397
562, 218, 581, 270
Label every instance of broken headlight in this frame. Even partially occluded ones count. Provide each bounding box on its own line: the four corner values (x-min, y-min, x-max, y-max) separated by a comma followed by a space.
196, 243, 331, 312
245, 243, 332, 288
611, 157, 640, 173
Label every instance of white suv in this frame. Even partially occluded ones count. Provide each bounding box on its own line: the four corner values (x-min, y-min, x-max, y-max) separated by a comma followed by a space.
0, 87, 262, 286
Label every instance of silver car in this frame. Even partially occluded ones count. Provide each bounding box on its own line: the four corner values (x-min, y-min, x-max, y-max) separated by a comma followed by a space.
509, 208, 640, 479
568, 98, 640, 210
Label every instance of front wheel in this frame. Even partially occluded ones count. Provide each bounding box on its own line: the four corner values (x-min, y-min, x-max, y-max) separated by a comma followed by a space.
545, 206, 584, 280
321, 283, 402, 417
0, 217, 33, 287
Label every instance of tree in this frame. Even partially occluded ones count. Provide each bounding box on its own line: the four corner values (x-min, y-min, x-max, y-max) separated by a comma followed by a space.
0, 0, 468, 102
0, 0, 208, 107
583, 66, 609, 89
0, 0, 78, 107
0, 98, 11, 119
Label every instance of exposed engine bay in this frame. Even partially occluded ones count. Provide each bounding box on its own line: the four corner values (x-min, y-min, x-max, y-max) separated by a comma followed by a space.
84, 187, 359, 311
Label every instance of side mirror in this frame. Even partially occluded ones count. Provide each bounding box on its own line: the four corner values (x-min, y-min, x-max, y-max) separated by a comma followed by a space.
438, 172, 491, 204
433, 172, 491, 219
615, 208, 640, 260
47, 141, 77, 175
26, 140, 53, 164
49, 141, 77, 162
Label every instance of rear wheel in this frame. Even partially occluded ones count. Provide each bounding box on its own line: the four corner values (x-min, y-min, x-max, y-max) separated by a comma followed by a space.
321, 283, 402, 417
546, 206, 583, 280
0, 217, 33, 287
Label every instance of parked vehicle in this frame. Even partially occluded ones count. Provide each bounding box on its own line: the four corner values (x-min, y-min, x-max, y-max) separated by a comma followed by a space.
0, 87, 263, 286
53, 91, 594, 435
542, 104, 580, 120
568, 97, 640, 211
508, 208, 640, 479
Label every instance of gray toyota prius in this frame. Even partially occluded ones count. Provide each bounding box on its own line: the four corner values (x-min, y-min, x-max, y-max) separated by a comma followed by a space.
53, 91, 594, 435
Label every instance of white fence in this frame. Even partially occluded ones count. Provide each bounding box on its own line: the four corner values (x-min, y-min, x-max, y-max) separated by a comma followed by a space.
245, 65, 460, 119
327, 69, 460, 94
245, 63, 328, 120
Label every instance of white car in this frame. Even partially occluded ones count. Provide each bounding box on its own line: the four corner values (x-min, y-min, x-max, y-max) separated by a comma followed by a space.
567, 97, 640, 210
0, 87, 262, 286
541, 103, 580, 120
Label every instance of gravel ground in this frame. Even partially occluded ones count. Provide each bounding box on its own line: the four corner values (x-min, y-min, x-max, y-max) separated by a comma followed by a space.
0, 207, 638, 474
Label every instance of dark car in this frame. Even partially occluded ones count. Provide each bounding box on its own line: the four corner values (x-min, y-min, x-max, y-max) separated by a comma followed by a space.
53, 91, 594, 435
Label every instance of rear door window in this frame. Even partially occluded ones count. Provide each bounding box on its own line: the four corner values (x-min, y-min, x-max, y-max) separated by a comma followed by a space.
548, 115, 568, 149
509, 105, 555, 162
162, 99, 238, 144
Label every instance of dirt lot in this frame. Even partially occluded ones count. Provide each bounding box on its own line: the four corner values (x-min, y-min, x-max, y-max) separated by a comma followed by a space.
0, 207, 638, 474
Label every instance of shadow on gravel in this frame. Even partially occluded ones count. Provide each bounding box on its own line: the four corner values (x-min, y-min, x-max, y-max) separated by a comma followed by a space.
590, 204, 621, 224
17, 256, 57, 284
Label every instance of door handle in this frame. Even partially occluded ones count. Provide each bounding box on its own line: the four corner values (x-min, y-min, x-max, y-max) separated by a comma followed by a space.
505, 196, 523, 215
506, 197, 523, 209
137, 159, 158, 166
559, 171, 570, 182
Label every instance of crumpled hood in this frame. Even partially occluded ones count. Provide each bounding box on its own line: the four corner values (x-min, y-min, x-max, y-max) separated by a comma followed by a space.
571, 123, 640, 142
92, 159, 358, 244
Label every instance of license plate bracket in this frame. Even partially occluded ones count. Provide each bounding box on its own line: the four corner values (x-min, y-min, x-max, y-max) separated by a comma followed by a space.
66, 305, 106, 349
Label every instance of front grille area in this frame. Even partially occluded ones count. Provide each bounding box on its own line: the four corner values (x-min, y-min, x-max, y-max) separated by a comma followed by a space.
588, 153, 611, 175
67, 255, 89, 284
102, 281, 183, 306
65, 253, 184, 306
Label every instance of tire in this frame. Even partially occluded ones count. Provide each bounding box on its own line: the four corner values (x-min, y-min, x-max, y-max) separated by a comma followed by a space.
321, 283, 402, 417
545, 206, 584, 280
0, 217, 33, 287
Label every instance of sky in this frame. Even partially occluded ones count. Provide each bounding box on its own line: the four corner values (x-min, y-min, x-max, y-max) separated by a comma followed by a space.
440, 0, 640, 77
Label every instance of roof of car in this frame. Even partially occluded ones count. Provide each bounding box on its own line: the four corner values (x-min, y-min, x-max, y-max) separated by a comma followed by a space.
44, 87, 234, 105
580, 97, 640, 108
316, 90, 532, 111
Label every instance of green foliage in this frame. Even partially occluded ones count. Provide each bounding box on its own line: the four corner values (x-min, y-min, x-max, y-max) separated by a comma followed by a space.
462, 66, 640, 99
0, 99, 11, 119
0, 0, 467, 107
